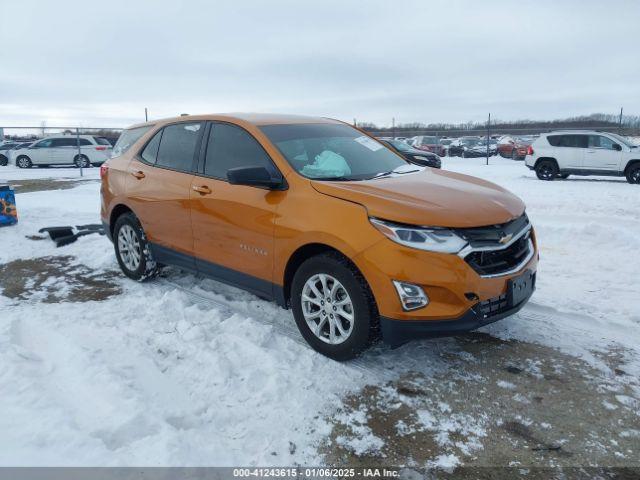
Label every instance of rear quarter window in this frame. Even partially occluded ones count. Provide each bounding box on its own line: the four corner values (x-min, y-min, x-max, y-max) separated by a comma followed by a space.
547, 135, 562, 147
112, 126, 152, 157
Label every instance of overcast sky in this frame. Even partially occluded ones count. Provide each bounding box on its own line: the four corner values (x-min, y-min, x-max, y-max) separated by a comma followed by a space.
1, 0, 639, 129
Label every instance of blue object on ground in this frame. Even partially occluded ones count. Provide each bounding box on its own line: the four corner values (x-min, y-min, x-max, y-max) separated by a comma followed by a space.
0, 185, 18, 226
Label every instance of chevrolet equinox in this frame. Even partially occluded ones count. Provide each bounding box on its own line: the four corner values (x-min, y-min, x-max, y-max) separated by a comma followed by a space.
101, 114, 538, 360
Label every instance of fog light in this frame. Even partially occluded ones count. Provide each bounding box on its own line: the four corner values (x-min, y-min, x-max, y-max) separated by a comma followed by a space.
393, 281, 429, 311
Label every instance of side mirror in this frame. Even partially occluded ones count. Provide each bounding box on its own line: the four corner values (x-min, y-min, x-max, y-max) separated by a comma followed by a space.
227, 166, 286, 190
613, 143, 622, 151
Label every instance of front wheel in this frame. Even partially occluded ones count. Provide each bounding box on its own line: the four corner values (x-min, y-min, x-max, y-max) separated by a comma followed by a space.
0, 155, 7, 166
113, 212, 159, 281
627, 164, 640, 184
16, 156, 32, 168
291, 253, 378, 361
535, 160, 558, 180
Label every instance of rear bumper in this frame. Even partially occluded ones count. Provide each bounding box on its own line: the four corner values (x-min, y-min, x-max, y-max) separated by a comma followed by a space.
380, 272, 535, 347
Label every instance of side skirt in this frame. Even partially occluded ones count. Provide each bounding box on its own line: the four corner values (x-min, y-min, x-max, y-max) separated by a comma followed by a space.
150, 243, 287, 308
558, 168, 623, 177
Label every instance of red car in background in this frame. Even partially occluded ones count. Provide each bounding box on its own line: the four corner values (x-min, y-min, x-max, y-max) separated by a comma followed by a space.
497, 136, 535, 160
411, 136, 446, 157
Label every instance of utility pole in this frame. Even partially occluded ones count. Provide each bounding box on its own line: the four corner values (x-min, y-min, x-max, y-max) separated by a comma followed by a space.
76, 127, 83, 178
619, 107, 623, 134
486, 113, 491, 165
353, 118, 357, 127
392, 117, 396, 139
145, 108, 148, 122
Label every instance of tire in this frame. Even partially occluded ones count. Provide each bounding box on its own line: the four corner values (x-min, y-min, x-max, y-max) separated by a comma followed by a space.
291, 252, 379, 361
626, 164, 640, 184
74, 155, 91, 168
113, 212, 159, 281
535, 160, 558, 181
16, 156, 32, 168
0, 155, 7, 166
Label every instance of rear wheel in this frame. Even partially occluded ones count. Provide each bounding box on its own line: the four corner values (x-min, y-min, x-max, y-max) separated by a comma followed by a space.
74, 155, 91, 168
16, 156, 32, 168
535, 160, 558, 181
113, 212, 159, 281
0, 155, 7, 166
626, 164, 640, 184
291, 253, 378, 361
511, 149, 520, 160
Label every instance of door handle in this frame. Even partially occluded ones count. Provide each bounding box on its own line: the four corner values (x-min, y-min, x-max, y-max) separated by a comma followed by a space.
130, 170, 145, 179
192, 185, 212, 195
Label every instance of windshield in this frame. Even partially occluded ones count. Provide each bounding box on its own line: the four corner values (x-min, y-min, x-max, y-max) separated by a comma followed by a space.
420, 136, 439, 144
607, 132, 636, 148
461, 138, 479, 146
260, 123, 407, 180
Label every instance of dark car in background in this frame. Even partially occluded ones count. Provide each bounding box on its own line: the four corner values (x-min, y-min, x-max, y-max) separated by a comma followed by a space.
411, 136, 447, 157
457, 139, 498, 158
379, 139, 441, 168
448, 137, 481, 157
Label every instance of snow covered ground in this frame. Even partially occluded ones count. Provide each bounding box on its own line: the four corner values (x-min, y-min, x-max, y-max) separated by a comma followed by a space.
0, 159, 638, 469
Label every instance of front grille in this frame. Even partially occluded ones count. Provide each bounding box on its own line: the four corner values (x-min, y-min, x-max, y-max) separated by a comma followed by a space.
464, 234, 531, 276
477, 293, 509, 318
455, 213, 533, 276
455, 213, 530, 248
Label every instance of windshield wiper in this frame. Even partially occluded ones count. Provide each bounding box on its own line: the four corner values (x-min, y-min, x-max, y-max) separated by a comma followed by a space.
312, 176, 359, 181
370, 167, 420, 180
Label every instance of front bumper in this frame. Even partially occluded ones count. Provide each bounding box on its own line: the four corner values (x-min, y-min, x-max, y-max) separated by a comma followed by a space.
354, 225, 538, 343
380, 270, 535, 347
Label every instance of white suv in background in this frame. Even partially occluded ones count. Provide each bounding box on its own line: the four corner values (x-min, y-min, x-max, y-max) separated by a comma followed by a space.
10, 135, 112, 168
525, 131, 640, 184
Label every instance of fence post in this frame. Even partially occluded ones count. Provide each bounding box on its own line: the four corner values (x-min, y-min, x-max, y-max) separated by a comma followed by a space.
486, 113, 491, 165
76, 127, 83, 177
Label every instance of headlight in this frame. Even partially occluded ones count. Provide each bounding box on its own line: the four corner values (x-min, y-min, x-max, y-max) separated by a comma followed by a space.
370, 218, 468, 253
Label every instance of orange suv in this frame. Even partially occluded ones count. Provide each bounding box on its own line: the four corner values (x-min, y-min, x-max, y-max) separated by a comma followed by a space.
101, 114, 537, 360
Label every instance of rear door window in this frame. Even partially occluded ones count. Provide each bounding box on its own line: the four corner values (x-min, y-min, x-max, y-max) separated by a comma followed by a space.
94, 137, 111, 146
549, 135, 587, 148
203, 122, 276, 180
155, 122, 203, 172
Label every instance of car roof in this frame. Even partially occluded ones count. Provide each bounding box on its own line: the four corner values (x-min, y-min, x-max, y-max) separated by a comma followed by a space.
127, 113, 344, 130
542, 130, 605, 135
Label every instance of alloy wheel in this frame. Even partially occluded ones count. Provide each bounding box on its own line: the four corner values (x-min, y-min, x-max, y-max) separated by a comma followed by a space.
301, 273, 354, 345
117, 224, 142, 271
539, 165, 553, 179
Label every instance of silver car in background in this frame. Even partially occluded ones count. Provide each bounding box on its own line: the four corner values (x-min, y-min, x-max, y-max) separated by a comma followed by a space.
10, 135, 112, 168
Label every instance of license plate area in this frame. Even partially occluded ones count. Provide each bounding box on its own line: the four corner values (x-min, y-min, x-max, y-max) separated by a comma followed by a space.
508, 270, 535, 307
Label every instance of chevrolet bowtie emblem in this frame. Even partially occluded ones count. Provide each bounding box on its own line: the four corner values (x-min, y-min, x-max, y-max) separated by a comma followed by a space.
499, 233, 513, 244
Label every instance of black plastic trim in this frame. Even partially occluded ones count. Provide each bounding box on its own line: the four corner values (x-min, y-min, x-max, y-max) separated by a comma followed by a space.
379, 283, 534, 348
149, 242, 287, 307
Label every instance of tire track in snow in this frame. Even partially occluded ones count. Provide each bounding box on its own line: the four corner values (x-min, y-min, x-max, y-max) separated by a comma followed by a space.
157, 277, 398, 380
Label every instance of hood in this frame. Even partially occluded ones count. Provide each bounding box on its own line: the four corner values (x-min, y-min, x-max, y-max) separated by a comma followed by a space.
311, 169, 525, 228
